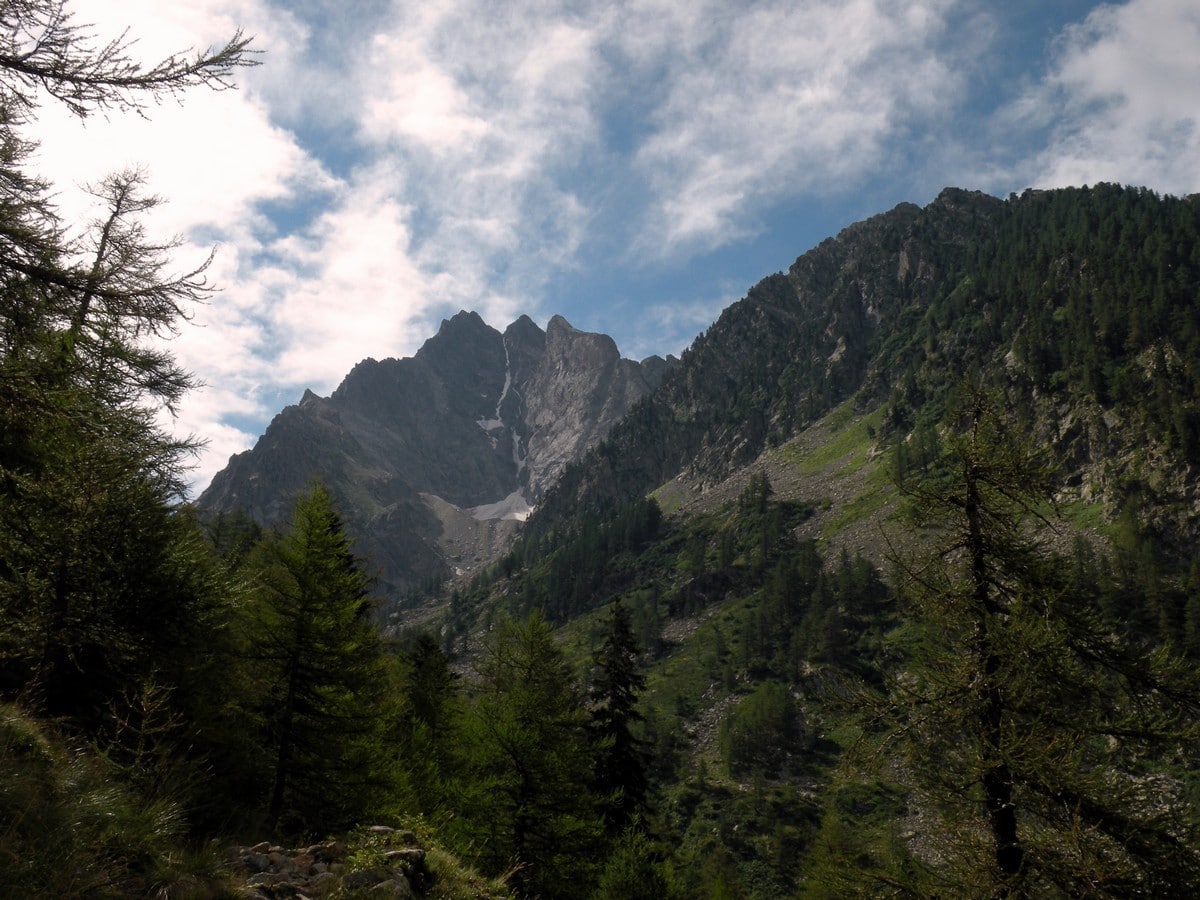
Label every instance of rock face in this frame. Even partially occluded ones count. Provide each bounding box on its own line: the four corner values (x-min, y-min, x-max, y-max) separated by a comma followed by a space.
521, 315, 666, 500
198, 311, 675, 598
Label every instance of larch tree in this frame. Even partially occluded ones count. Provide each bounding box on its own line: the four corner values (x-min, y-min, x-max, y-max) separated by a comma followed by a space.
0, 0, 255, 730
850, 390, 1200, 896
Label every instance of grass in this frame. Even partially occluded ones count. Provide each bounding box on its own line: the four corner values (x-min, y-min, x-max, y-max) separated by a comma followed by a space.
424, 846, 514, 899
781, 402, 886, 478
820, 464, 901, 540
651, 477, 696, 515
0, 704, 229, 899
1059, 498, 1112, 535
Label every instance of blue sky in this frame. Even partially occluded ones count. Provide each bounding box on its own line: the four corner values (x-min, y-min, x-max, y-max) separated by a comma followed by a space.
28, 1, 1200, 493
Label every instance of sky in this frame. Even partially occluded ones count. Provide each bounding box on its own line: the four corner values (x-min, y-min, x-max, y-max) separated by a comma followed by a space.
22, 0, 1200, 495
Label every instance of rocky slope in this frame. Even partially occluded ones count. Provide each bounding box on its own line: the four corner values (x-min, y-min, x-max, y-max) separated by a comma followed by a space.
198, 312, 675, 597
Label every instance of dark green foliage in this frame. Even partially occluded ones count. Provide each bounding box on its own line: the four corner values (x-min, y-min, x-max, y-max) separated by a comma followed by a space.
666, 775, 822, 900
0, 172, 216, 728
853, 392, 1200, 895
799, 779, 912, 897
0, 703, 226, 897
395, 630, 457, 746
589, 598, 650, 834
592, 825, 673, 899
455, 612, 604, 896
249, 482, 393, 835
719, 682, 801, 778
447, 496, 664, 637
735, 540, 886, 681
0, 3, 266, 869
390, 629, 460, 816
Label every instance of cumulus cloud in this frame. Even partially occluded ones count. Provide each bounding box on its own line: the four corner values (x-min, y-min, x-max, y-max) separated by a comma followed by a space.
1007, 0, 1200, 195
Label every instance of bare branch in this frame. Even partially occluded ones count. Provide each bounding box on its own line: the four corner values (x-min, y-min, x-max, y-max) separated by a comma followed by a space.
0, 0, 258, 118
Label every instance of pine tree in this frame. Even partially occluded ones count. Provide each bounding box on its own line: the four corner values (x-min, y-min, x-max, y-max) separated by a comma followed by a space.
456, 611, 603, 896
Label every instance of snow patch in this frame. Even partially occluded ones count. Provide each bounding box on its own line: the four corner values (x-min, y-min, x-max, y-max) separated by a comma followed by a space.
477, 338, 512, 433
468, 490, 533, 522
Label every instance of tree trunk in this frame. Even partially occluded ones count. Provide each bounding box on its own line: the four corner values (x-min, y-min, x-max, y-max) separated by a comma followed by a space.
965, 463, 1024, 890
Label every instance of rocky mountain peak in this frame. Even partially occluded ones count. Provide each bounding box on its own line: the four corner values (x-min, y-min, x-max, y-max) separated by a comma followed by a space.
544, 314, 620, 369
431, 309, 491, 341
198, 311, 676, 597
504, 314, 546, 349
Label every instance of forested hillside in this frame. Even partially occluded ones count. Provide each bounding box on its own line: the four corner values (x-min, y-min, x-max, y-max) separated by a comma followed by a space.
433, 184, 1200, 895
533, 185, 1200, 547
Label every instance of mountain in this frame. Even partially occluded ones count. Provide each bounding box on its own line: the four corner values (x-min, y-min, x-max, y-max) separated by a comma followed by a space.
77, 181, 1200, 894
203, 184, 1200, 609
441, 184, 1200, 895
197, 312, 676, 596
529, 184, 1200, 553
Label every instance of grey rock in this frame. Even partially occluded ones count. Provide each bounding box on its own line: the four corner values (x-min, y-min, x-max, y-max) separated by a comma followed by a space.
308, 871, 339, 894
241, 852, 271, 873
198, 311, 675, 599
343, 868, 389, 890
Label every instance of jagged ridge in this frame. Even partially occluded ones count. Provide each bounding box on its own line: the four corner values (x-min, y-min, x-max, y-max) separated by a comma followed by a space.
198, 313, 676, 596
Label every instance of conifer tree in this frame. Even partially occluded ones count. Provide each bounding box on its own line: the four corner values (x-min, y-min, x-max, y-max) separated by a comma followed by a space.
457, 611, 603, 896
0, 2, 254, 736
391, 630, 459, 815
250, 482, 391, 835
589, 596, 650, 835
852, 390, 1200, 896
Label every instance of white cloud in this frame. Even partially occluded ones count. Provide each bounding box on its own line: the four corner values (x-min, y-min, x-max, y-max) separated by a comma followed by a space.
1011, 0, 1200, 195
31, 0, 979, 493
626, 0, 967, 257
263, 172, 429, 383
352, 1, 604, 283
360, 32, 490, 153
